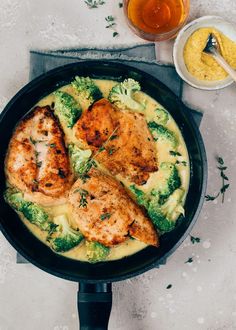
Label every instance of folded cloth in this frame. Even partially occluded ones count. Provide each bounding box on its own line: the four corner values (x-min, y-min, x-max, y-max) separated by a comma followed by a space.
17, 43, 202, 263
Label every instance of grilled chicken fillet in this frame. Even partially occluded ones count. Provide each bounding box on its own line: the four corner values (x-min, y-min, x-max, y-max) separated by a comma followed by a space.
74, 98, 158, 185
69, 169, 159, 247
5, 106, 72, 205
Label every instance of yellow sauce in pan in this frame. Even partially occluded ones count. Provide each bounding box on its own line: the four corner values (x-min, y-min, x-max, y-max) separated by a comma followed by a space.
16, 79, 190, 262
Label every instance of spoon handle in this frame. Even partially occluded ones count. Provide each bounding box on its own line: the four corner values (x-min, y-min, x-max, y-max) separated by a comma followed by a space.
212, 52, 236, 82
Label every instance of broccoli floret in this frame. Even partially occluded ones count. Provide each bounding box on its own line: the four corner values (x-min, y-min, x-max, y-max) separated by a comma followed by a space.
54, 91, 82, 128
68, 144, 92, 175
148, 122, 178, 148
148, 188, 185, 233
153, 162, 181, 205
108, 78, 145, 112
50, 215, 83, 253
154, 107, 169, 125
148, 199, 176, 233
86, 241, 110, 263
161, 188, 185, 220
4, 188, 56, 232
4, 188, 28, 211
129, 185, 149, 208
71, 76, 103, 106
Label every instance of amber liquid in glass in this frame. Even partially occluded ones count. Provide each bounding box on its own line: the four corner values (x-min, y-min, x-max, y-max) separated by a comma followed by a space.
127, 0, 186, 35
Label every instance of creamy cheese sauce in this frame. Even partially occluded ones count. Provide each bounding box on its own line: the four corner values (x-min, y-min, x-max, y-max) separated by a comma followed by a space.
16, 79, 190, 262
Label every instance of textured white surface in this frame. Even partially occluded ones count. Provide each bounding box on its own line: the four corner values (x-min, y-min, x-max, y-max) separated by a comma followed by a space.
1, 1, 236, 329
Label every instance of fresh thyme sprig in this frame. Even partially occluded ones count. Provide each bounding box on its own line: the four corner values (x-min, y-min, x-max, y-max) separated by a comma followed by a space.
105, 16, 119, 37
84, 0, 105, 9
205, 156, 229, 203
79, 126, 119, 182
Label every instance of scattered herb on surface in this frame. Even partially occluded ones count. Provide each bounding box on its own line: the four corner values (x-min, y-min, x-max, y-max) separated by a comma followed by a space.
105, 16, 119, 37
119, 2, 123, 8
84, 0, 105, 9
166, 284, 172, 289
205, 156, 229, 203
169, 150, 182, 157
190, 235, 201, 244
185, 257, 193, 264
99, 146, 106, 152
100, 213, 111, 220
105, 15, 116, 28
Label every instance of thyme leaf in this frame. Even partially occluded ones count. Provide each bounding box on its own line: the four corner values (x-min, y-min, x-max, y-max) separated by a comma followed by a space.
100, 213, 111, 220
205, 156, 230, 203
84, 0, 105, 9
190, 235, 201, 244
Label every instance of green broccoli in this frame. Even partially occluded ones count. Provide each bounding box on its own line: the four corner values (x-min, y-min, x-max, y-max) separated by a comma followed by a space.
68, 144, 92, 175
85, 241, 110, 263
148, 121, 178, 148
129, 185, 149, 208
50, 215, 83, 253
108, 78, 145, 112
4, 188, 56, 232
154, 107, 169, 125
153, 162, 181, 205
148, 188, 185, 233
147, 199, 176, 233
71, 76, 103, 106
54, 90, 82, 128
161, 188, 185, 220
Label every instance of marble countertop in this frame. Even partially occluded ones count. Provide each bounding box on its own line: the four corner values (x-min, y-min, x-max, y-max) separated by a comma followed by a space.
1, 1, 236, 329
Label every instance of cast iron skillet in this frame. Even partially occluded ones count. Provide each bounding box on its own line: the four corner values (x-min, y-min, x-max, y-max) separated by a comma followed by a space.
0, 61, 207, 330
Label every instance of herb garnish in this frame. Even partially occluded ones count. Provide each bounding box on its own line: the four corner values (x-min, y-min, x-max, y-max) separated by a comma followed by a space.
108, 146, 116, 155
105, 16, 119, 37
30, 136, 37, 145
169, 150, 182, 157
78, 127, 119, 182
76, 188, 89, 208
58, 169, 66, 179
190, 235, 201, 244
185, 257, 193, 264
84, 0, 105, 9
166, 284, 172, 289
205, 156, 229, 203
119, 2, 123, 8
105, 15, 116, 28
176, 160, 187, 166
100, 213, 111, 220
36, 161, 42, 168
110, 134, 118, 140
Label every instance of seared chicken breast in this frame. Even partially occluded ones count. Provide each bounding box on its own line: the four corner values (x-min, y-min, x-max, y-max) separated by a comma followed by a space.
5, 106, 72, 205
69, 169, 158, 247
74, 98, 158, 185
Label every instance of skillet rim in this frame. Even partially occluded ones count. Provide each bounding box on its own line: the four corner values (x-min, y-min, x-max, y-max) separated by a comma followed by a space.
0, 60, 207, 283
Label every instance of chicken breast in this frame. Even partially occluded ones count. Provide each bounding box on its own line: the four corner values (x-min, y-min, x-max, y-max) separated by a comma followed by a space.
69, 168, 159, 247
5, 106, 72, 205
74, 98, 158, 185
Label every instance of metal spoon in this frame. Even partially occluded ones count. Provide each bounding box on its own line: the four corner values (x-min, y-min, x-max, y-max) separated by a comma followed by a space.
203, 33, 236, 82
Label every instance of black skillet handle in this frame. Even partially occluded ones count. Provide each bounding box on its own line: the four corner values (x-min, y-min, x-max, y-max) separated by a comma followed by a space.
78, 283, 112, 330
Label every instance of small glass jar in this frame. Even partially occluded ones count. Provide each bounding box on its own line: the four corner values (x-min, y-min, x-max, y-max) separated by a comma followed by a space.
123, 0, 190, 42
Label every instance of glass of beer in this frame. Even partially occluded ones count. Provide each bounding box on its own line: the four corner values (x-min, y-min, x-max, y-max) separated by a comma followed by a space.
123, 0, 190, 41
